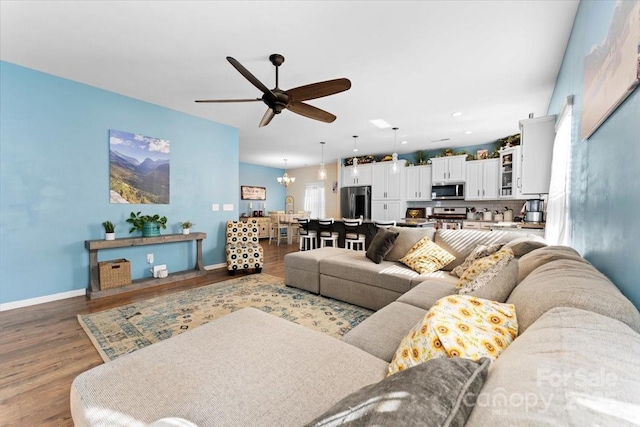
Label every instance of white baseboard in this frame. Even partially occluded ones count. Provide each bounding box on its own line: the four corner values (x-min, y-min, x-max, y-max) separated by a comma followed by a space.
0, 288, 86, 312
205, 263, 227, 270
1, 263, 227, 312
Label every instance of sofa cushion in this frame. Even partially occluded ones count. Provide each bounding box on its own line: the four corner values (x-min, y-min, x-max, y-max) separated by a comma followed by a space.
384, 226, 436, 262
320, 252, 416, 294
434, 229, 525, 271
366, 228, 399, 264
388, 296, 518, 375
501, 235, 547, 257
342, 302, 427, 363
507, 258, 640, 334
466, 307, 640, 427
71, 308, 388, 427
457, 248, 514, 292
397, 279, 458, 310
399, 237, 456, 274
305, 357, 490, 427
450, 243, 503, 277
465, 259, 519, 303
517, 245, 586, 282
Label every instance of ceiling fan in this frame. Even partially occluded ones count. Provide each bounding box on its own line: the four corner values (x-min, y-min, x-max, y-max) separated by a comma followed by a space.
195, 54, 351, 127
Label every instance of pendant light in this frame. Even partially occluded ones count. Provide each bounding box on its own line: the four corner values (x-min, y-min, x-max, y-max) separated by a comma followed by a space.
277, 159, 296, 186
351, 136, 359, 177
390, 127, 399, 174
317, 141, 327, 180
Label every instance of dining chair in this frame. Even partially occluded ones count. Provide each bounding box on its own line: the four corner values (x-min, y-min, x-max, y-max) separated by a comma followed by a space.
268, 212, 288, 246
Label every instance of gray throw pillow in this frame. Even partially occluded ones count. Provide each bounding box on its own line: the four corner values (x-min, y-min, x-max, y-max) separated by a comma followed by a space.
366, 228, 399, 264
467, 259, 519, 303
304, 357, 491, 427
384, 226, 436, 262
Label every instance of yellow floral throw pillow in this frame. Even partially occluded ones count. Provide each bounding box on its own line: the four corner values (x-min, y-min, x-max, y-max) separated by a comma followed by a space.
399, 236, 456, 274
388, 295, 518, 376
456, 247, 515, 291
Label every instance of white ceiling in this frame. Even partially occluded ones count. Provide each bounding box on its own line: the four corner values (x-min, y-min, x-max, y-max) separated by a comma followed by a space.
0, 0, 578, 169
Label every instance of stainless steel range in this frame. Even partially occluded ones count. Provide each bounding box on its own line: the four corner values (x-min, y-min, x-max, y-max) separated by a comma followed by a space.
428, 207, 466, 230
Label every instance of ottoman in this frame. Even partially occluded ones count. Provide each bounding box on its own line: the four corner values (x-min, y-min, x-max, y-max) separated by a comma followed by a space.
284, 247, 351, 293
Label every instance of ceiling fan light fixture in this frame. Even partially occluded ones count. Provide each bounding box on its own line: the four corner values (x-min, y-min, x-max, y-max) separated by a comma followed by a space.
318, 142, 327, 180
277, 159, 296, 187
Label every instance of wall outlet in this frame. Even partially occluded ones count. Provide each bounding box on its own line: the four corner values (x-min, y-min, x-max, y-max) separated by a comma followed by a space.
212, 204, 219, 211
147, 253, 154, 264
153, 264, 167, 278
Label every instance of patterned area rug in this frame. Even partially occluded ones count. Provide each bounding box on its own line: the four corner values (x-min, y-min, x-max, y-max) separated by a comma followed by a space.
78, 274, 373, 362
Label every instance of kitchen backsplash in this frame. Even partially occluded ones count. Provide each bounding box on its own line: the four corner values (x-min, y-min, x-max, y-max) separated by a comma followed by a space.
406, 199, 542, 217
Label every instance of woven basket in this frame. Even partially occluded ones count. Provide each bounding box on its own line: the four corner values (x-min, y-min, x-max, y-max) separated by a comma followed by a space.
99, 258, 131, 290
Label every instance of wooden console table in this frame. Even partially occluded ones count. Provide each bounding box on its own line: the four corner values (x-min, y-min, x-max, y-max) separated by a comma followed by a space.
85, 232, 207, 299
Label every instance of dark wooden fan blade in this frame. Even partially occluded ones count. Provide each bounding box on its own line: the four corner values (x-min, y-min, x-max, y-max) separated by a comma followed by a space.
259, 108, 276, 127
287, 102, 336, 123
286, 78, 351, 102
227, 56, 277, 101
195, 98, 262, 103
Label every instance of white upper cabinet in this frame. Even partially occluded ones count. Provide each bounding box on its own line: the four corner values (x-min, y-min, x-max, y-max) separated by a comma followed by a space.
466, 159, 499, 200
519, 115, 556, 194
342, 164, 372, 187
372, 162, 401, 200
406, 165, 432, 201
431, 155, 467, 183
499, 146, 524, 199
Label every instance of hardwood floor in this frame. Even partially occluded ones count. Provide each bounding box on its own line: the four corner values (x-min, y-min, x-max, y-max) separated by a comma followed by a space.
0, 241, 299, 426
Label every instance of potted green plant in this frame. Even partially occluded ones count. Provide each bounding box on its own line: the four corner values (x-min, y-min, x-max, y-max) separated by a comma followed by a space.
126, 212, 168, 237
180, 220, 195, 235
102, 221, 116, 240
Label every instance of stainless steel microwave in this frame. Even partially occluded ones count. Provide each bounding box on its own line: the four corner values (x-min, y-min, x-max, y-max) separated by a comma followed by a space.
431, 182, 465, 200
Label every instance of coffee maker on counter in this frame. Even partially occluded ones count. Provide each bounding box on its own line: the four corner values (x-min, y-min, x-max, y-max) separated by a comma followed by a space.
523, 199, 544, 223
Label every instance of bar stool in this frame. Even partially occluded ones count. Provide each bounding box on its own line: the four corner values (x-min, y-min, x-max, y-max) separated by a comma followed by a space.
374, 220, 396, 229
318, 218, 339, 248
343, 218, 366, 251
297, 218, 317, 251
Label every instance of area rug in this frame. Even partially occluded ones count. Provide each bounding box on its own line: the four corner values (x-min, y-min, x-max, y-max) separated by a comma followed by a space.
78, 274, 373, 362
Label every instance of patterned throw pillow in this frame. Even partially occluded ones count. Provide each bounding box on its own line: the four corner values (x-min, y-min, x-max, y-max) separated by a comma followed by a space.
399, 237, 456, 274
450, 243, 503, 277
388, 295, 518, 376
456, 248, 515, 291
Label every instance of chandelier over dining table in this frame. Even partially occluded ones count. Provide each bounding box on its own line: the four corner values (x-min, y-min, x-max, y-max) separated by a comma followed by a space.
277, 158, 296, 187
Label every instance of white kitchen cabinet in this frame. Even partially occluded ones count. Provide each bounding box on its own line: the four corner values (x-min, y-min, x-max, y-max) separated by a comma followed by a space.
519, 115, 556, 194
372, 200, 402, 222
431, 155, 467, 183
372, 162, 401, 200
465, 159, 499, 200
342, 164, 372, 187
406, 165, 432, 201
499, 146, 524, 199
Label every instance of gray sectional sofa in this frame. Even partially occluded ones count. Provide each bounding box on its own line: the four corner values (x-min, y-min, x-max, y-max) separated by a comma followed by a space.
284, 227, 536, 310
70, 229, 640, 426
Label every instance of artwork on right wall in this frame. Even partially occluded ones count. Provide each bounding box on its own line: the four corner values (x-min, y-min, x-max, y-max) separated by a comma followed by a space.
581, 0, 640, 140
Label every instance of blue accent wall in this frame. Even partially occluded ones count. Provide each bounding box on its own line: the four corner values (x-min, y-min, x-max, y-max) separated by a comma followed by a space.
0, 61, 240, 304
239, 162, 286, 215
547, 2, 640, 308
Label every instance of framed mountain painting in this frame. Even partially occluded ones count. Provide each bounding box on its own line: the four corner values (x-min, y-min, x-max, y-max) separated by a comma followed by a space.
581, 0, 640, 140
109, 129, 170, 204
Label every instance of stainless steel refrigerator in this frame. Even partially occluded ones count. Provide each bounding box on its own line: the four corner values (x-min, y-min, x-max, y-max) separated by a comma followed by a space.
340, 186, 371, 220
